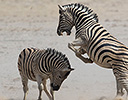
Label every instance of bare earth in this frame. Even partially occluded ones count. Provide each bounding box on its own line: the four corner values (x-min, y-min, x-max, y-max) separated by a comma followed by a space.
0, 0, 128, 100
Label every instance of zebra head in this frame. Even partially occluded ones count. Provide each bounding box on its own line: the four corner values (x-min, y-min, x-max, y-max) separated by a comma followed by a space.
57, 5, 74, 36
51, 67, 74, 91
57, 3, 99, 37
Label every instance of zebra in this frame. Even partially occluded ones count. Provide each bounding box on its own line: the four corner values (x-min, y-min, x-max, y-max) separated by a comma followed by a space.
57, 3, 128, 99
17, 47, 74, 100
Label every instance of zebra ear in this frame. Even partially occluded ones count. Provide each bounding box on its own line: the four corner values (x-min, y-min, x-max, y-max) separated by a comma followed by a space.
58, 5, 65, 12
62, 68, 74, 72
93, 13, 99, 23
70, 68, 74, 71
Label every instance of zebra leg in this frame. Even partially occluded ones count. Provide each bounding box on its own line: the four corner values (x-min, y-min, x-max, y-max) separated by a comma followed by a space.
76, 54, 93, 63
113, 68, 127, 99
36, 75, 43, 100
68, 43, 93, 63
50, 88, 54, 100
78, 47, 87, 54
68, 43, 85, 56
68, 43, 78, 53
42, 80, 52, 100
116, 79, 125, 97
68, 36, 85, 53
21, 76, 28, 100
68, 37, 88, 55
115, 78, 125, 100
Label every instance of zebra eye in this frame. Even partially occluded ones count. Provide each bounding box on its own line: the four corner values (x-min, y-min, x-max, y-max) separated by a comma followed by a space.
58, 75, 62, 79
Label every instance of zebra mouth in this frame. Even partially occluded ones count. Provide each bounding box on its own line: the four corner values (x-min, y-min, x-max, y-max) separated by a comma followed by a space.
62, 30, 71, 36
60, 31, 63, 36
66, 30, 71, 35
51, 83, 60, 91
57, 29, 63, 36
57, 29, 71, 36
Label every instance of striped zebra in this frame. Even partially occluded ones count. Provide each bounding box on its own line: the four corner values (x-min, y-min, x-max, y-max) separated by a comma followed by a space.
57, 3, 128, 99
18, 48, 74, 100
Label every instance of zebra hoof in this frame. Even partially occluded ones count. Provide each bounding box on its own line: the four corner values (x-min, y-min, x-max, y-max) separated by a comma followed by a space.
37, 98, 42, 100
88, 58, 93, 63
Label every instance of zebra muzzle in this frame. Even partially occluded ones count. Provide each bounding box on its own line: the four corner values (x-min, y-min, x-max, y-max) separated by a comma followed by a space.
57, 28, 71, 36
51, 83, 60, 91
66, 30, 71, 35
57, 29, 63, 36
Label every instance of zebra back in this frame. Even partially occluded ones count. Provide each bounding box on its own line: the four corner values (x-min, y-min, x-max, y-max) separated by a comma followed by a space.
18, 48, 71, 81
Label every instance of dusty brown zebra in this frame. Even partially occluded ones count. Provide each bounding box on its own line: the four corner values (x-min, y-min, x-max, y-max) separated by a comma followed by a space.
18, 48, 74, 100
57, 3, 128, 99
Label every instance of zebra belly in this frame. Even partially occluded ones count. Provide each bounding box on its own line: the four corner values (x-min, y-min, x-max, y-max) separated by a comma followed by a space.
88, 52, 113, 69
18, 48, 50, 82
22, 64, 49, 82
94, 61, 112, 69
82, 48, 112, 68
23, 66, 37, 81
86, 52, 112, 69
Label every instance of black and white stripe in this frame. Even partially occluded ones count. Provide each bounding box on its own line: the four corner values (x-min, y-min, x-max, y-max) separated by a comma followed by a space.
57, 3, 128, 99
18, 48, 73, 100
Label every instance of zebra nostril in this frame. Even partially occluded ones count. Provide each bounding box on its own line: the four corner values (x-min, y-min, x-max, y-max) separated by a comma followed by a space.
66, 30, 71, 35
51, 83, 60, 91
57, 30, 61, 36
57, 30, 60, 34
53, 85, 60, 91
57, 28, 63, 36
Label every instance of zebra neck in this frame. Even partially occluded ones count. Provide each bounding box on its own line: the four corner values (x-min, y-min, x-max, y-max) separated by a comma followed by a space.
75, 20, 96, 39
41, 51, 65, 73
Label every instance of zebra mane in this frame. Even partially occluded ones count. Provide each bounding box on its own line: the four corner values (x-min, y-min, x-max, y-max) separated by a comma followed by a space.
45, 48, 71, 68
61, 3, 99, 22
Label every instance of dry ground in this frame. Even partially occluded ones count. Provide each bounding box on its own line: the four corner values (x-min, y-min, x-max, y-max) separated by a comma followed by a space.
0, 0, 128, 100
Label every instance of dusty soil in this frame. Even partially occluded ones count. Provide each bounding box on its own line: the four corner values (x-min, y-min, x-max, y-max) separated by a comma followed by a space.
0, 0, 128, 100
